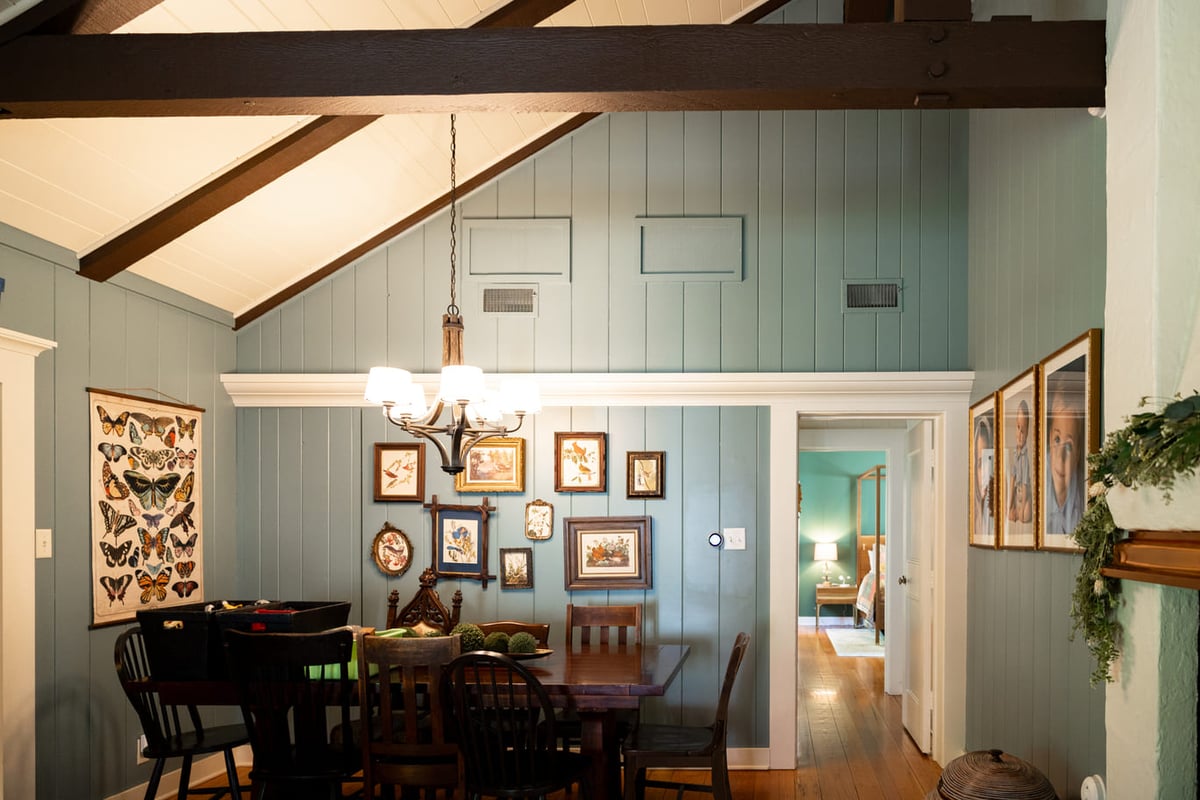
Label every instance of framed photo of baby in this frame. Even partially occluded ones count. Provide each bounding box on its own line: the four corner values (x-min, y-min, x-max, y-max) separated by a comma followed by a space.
969, 395, 998, 549
1038, 329, 1101, 552
998, 368, 1038, 549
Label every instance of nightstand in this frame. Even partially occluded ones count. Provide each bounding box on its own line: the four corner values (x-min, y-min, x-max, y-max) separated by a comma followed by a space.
815, 584, 858, 629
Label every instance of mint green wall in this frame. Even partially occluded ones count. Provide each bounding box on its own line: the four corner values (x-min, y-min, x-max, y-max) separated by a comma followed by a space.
966, 108, 1106, 796
797, 451, 885, 618
0, 223, 238, 800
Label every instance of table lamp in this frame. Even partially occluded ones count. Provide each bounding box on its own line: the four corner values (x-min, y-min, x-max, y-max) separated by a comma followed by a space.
813, 542, 838, 586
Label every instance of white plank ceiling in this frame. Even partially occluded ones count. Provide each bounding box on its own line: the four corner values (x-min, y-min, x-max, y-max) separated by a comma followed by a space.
0, 0, 773, 317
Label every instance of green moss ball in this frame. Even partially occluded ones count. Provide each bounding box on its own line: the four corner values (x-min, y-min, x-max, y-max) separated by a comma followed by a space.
508, 631, 538, 654
483, 631, 510, 653
450, 622, 485, 651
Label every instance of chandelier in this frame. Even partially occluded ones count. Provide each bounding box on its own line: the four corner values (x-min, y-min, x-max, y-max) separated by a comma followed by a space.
364, 114, 541, 475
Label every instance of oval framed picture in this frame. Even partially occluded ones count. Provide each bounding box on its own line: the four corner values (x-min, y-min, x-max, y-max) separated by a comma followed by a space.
371, 522, 413, 577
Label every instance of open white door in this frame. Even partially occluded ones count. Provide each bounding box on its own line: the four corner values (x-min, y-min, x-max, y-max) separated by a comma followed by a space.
902, 420, 934, 753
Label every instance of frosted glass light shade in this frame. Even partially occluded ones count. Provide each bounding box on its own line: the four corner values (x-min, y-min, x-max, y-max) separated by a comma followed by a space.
813, 542, 838, 563
499, 379, 542, 414
397, 383, 427, 417
365, 367, 412, 405
439, 365, 485, 404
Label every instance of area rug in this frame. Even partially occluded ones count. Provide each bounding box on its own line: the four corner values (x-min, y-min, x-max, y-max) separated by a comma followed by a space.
824, 627, 885, 658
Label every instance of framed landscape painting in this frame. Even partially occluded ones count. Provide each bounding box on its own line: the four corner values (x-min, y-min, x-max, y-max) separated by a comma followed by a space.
455, 436, 525, 493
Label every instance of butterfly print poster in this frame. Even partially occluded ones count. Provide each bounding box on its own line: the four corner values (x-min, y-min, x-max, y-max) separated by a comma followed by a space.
89, 389, 204, 625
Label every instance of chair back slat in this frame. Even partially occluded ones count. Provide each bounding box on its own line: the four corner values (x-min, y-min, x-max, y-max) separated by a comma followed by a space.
566, 603, 641, 646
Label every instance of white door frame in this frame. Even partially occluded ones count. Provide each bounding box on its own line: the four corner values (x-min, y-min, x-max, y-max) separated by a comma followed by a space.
221, 369, 973, 769
0, 327, 56, 800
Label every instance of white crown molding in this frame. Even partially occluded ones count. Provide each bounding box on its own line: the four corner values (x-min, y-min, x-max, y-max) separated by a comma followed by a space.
0, 326, 57, 358
221, 371, 975, 409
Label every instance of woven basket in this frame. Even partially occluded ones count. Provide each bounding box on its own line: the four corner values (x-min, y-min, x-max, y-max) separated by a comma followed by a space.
925, 749, 1057, 800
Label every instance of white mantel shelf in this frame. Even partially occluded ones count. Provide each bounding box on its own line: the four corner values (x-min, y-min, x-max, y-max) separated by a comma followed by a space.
221, 371, 976, 409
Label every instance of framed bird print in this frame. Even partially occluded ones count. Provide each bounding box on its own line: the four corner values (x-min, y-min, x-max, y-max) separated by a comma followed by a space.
426, 495, 496, 589
626, 451, 665, 499
374, 442, 425, 502
371, 522, 414, 577
88, 388, 204, 627
555, 432, 606, 493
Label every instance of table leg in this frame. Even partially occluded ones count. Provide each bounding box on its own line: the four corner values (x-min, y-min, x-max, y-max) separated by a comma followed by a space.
578, 708, 620, 800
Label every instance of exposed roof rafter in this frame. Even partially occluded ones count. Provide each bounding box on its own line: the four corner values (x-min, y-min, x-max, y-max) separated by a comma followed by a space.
0, 21, 1106, 119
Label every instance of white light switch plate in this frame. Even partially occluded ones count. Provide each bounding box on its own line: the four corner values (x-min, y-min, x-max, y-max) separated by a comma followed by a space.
724, 527, 746, 550
35, 528, 52, 559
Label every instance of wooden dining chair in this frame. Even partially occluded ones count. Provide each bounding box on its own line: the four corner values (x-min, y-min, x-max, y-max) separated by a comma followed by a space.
620, 632, 751, 800
386, 567, 463, 634
565, 604, 641, 645
356, 630, 462, 800
114, 626, 249, 800
476, 621, 551, 648
224, 626, 360, 800
443, 651, 594, 799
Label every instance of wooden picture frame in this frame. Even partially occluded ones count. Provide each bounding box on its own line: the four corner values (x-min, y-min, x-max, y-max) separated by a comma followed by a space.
374, 442, 425, 502
555, 432, 606, 493
626, 451, 665, 499
1038, 328, 1102, 552
370, 521, 414, 577
454, 436, 525, 493
969, 394, 998, 549
499, 547, 533, 589
525, 499, 553, 541
563, 515, 652, 590
426, 494, 495, 588
998, 367, 1039, 550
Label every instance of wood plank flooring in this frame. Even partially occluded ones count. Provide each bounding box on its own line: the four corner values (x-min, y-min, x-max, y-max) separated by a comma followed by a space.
188, 623, 941, 799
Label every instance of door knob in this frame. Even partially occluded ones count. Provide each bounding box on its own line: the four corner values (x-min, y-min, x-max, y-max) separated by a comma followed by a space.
897, 575, 908, 585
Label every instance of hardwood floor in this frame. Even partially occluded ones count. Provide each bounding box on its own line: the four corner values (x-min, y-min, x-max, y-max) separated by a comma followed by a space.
189, 623, 940, 799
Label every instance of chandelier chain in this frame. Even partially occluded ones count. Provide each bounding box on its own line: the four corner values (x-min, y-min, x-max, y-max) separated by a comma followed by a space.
448, 113, 458, 316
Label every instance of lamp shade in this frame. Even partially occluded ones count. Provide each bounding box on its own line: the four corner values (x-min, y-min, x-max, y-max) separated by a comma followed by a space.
813, 542, 838, 563
364, 367, 412, 405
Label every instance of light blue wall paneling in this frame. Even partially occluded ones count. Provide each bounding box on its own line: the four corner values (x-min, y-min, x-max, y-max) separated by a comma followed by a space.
966, 108, 1107, 798
234, 102, 967, 750
0, 228, 238, 800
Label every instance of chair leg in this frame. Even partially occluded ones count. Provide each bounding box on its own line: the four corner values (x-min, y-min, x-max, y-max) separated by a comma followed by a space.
178, 755, 194, 800
712, 759, 732, 800
144, 758, 167, 800
222, 746, 242, 799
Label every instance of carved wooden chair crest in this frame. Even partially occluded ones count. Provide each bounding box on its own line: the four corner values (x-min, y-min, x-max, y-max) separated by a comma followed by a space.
386, 567, 463, 634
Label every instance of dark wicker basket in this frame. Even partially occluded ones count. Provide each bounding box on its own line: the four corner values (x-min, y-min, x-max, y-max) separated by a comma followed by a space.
926, 749, 1058, 800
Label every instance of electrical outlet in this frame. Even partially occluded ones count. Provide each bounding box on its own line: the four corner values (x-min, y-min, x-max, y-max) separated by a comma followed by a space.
135, 735, 148, 765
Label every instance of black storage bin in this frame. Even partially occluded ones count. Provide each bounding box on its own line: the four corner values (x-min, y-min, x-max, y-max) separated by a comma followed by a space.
136, 600, 265, 681
215, 600, 351, 635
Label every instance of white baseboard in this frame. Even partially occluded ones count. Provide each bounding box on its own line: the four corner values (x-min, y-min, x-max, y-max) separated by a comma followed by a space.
728, 747, 770, 770
105, 745, 252, 800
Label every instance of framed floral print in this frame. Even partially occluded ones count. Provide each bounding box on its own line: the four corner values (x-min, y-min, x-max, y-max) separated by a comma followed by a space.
998, 367, 1039, 550
499, 547, 533, 589
626, 451, 664, 499
563, 515, 652, 590
374, 442, 425, 502
1038, 328, 1102, 552
555, 432, 606, 493
426, 495, 495, 588
525, 499, 553, 541
454, 436, 525, 493
969, 394, 998, 549
370, 521, 413, 577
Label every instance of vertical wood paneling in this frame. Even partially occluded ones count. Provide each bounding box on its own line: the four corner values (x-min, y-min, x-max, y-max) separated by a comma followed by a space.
645, 113, 685, 371
533, 139, 574, 372
570, 118, 610, 372
609, 114, 649, 372
919, 111, 951, 371
966, 107, 1107, 798
782, 109, 817, 370
876, 110, 903, 370
719, 407, 758, 745
900, 111, 924, 371
814, 111, 845, 371
757, 111, 784, 371
843, 109, 878, 371
720, 111, 759, 372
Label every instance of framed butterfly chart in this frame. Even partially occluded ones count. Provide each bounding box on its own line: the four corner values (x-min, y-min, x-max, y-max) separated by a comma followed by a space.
88, 388, 204, 626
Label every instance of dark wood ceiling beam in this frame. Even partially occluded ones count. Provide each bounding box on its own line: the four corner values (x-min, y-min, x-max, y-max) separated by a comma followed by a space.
72, 0, 574, 282
0, 21, 1107, 119
78, 115, 376, 281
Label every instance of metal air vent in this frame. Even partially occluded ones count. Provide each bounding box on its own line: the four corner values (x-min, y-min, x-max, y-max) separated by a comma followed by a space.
843, 280, 902, 312
479, 284, 538, 317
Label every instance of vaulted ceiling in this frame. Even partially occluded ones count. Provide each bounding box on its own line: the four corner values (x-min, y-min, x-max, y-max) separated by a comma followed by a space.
0, 0, 1104, 328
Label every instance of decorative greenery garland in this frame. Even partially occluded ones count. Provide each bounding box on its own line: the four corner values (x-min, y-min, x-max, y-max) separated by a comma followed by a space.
1070, 391, 1200, 685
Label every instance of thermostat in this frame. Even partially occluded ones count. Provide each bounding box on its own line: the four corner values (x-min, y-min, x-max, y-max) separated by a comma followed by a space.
708, 531, 723, 548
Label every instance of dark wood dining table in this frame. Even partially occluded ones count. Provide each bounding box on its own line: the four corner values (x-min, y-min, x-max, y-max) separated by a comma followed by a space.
158, 640, 689, 800
525, 642, 690, 800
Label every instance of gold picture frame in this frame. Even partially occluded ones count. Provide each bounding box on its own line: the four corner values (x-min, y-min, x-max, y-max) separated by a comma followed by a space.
969, 394, 998, 549
998, 367, 1039, 550
370, 522, 413, 577
1038, 328, 1102, 552
454, 436, 525, 493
